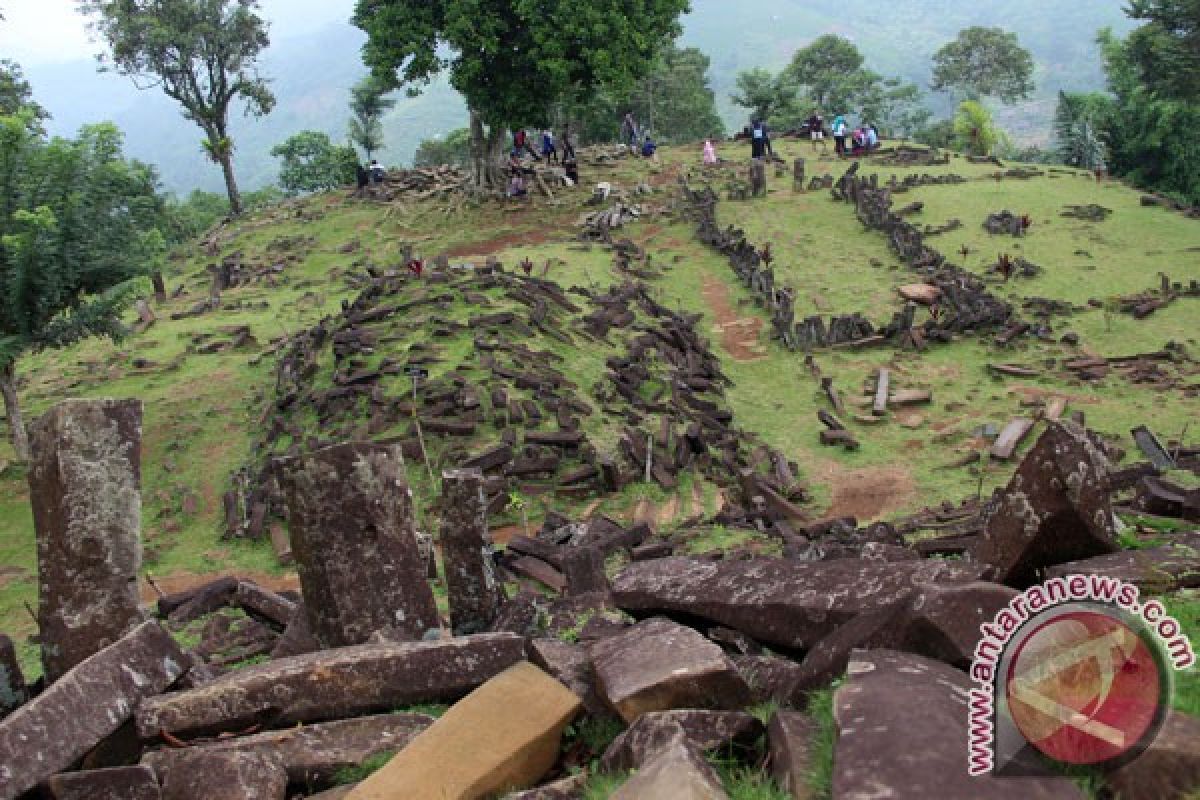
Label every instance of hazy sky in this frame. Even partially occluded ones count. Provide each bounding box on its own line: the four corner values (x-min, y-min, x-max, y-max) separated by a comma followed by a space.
0, 0, 357, 65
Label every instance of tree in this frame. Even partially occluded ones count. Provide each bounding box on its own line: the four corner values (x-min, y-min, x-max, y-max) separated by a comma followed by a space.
348, 75, 396, 161
79, 0, 276, 214
857, 78, 932, 137
1125, 0, 1200, 100
786, 34, 873, 112
931, 27, 1035, 104
951, 100, 1005, 156
1095, 27, 1200, 204
271, 131, 359, 194
731, 67, 797, 125
1054, 91, 1112, 170
0, 116, 165, 458
0, 60, 47, 129
352, 0, 689, 190
413, 128, 471, 167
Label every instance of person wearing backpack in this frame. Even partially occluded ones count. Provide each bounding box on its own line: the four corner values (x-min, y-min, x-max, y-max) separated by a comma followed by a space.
542, 129, 558, 164
832, 115, 848, 157
751, 119, 766, 160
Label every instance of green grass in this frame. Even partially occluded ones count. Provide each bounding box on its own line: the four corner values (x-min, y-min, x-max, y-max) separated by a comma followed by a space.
333, 750, 397, 785
581, 771, 629, 800
803, 686, 838, 800
1164, 590, 1199, 717
564, 715, 626, 764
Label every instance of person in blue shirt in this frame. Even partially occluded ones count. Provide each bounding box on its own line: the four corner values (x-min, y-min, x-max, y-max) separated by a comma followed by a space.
641, 135, 657, 158
541, 129, 558, 164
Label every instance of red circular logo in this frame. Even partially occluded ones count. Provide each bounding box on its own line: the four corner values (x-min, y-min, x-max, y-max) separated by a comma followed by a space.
1005, 610, 1163, 765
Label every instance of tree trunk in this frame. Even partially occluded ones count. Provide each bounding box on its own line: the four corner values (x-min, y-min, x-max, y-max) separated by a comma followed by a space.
0, 361, 29, 461
218, 149, 243, 215
468, 110, 506, 192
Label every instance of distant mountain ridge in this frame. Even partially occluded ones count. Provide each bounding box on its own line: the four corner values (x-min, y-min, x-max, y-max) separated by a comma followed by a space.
26, 0, 1133, 194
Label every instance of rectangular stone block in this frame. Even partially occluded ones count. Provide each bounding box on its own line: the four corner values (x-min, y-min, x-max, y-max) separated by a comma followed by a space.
0, 621, 186, 799
136, 633, 525, 740
40, 765, 161, 800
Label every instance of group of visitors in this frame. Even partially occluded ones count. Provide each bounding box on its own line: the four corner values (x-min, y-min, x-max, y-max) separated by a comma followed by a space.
354, 159, 387, 192
508, 124, 580, 198
830, 115, 880, 156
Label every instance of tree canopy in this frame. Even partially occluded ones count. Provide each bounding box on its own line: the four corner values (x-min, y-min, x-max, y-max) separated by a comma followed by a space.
352, 0, 690, 186
951, 100, 1005, 156
413, 128, 471, 167
731, 67, 798, 125
931, 26, 1035, 104
348, 75, 396, 161
1124, 0, 1200, 101
786, 34, 875, 112
271, 131, 359, 194
0, 115, 165, 457
79, 0, 276, 213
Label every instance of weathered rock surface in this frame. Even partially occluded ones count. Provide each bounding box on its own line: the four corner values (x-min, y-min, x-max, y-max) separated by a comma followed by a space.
881, 581, 1020, 668
600, 709, 762, 772
734, 655, 806, 705
143, 712, 433, 788
971, 422, 1119, 587
136, 633, 525, 740
1045, 533, 1200, 593
611, 557, 983, 650
28, 398, 144, 682
609, 726, 729, 800
833, 650, 1083, 799
233, 580, 297, 629
0, 621, 186, 800
1107, 710, 1200, 800
528, 638, 605, 714
441, 468, 504, 634
768, 712, 817, 800
346, 662, 582, 800
589, 617, 751, 723
159, 750, 288, 800
502, 773, 588, 799
562, 546, 608, 596
40, 765, 161, 800
280, 442, 439, 647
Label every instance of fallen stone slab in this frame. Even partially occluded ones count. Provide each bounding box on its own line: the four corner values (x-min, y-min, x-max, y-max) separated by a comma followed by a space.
609, 727, 729, 800
527, 638, 606, 714
600, 709, 762, 772
879, 580, 1020, 669
165, 576, 239, 626
233, 581, 296, 629
834, 650, 1083, 799
1134, 476, 1200, 522
1106, 710, 1200, 800
898, 284, 941, 305
159, 750, 288, 800
136, 633, 525, 740
279, 443, 440, 646
345, 662, 581, 800
1044, 533, 1200, 592
612, 557, 983, 650
271, 603, 320, 659
991, 417, 1037, 460
733, 655, 806, 705
589, 617, 751, 723
28, 398, 145, 682
143, 712, 433, 788
40, 765, 161, 800
768, 712, 816, 800
441, 469, 505, 635
971, 422, 1119, 587
0, 620, 186, 800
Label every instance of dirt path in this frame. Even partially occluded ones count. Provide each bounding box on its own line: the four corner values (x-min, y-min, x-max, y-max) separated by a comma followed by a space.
700, 273, 766, 362
813, 460, 918, 522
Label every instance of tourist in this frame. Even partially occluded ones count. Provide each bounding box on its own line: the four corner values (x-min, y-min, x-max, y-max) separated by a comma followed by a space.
703, 139, 718, 165
622, 111, 639, 149
542, 129, 558, 164
513, 128, 539, 160
867, 124, 880, 150
832, 114, 848, 157
807, 111, 826, 151
751, 119, 766, 160
561, 122, 576, 161
851, 127, 867, 157
564, 157, 579, 186
355, 163, 369, 194
507, 170, 527, 198
368, 159, 385, 185
641, 134, 657, 159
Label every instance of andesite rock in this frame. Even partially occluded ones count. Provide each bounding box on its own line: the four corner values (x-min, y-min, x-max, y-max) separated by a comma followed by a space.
441, 468, 504, 635
768, 712, 817, 800
611, 557, 983, 650
280, 443, 440, 646
502, 774, 588, 800
589, 617, 752, 723
971, 422, 1119, 587
136, 633, 525, 740
600, 709, 762, 773
0, 621, 186, 800
159, 750, 288, 800
143, 712, 433, 788
527, 638, 606, 714
833, 650, 1083, 799
1106, 710, 1200, 800
1045, 534, 1200, 593
346, 662, 582, 800
28, 398, 145, 682
609, 726, 729, 800
233, 580, 297, 629
40, 765, 161, 800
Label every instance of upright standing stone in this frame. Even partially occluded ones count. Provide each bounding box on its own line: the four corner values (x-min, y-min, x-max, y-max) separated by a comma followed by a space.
280, 443, 439, 647
0, 634, 28, 718
28, 398, 143, 682
440, 469, 503, 635
562, 547, 608, 596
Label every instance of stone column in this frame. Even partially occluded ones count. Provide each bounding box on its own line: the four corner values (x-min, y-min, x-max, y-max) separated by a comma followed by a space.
280, 443, 439, 647
440, 469, 503, 635
28, 399, 144, 683
562, 547, 608, 596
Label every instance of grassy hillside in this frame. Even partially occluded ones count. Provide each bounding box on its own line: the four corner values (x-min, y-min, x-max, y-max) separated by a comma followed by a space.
1, 140, 1197, 685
